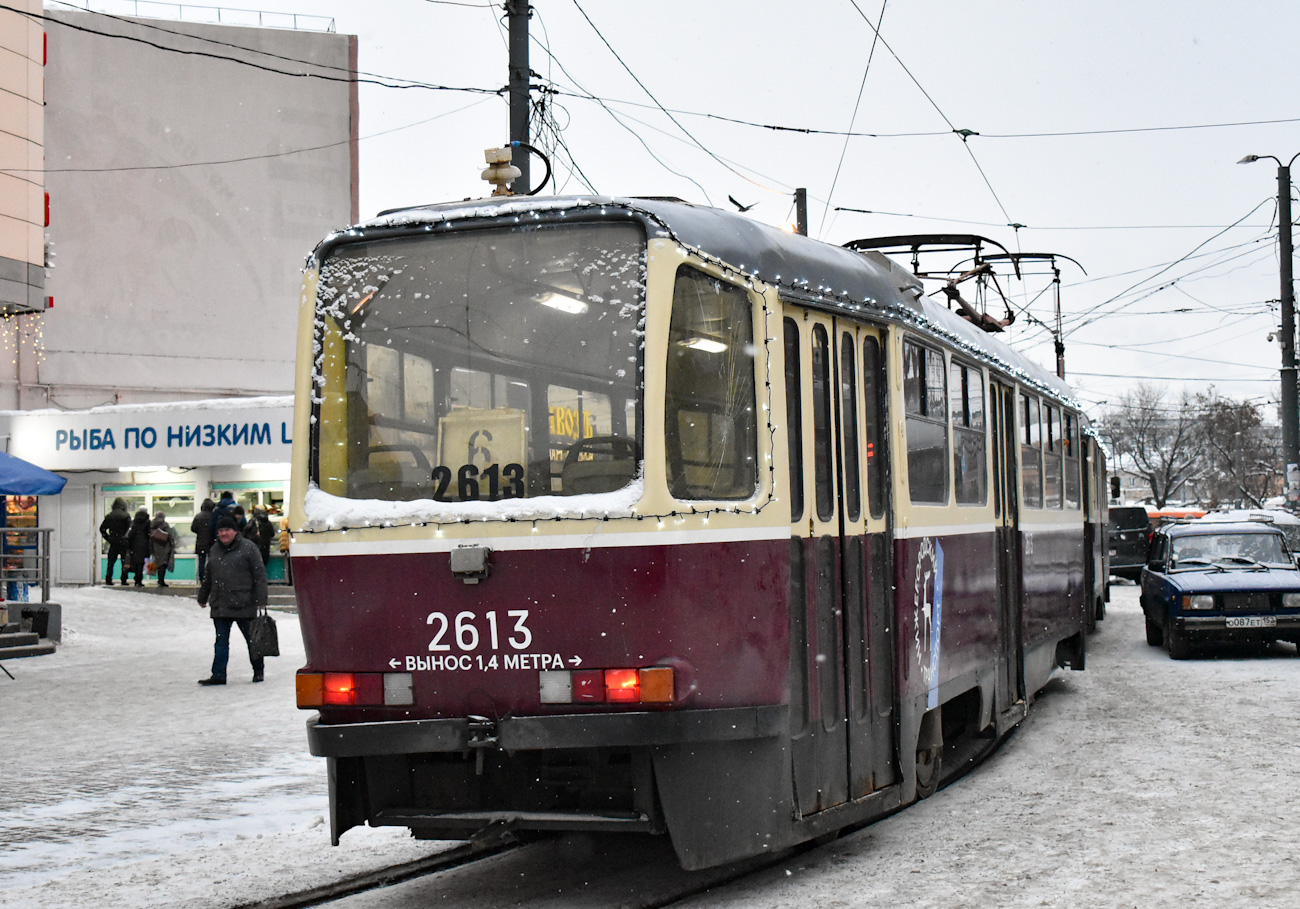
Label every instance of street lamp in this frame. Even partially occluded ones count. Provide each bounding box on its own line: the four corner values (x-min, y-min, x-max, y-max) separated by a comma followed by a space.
1239, 152, 1300, 498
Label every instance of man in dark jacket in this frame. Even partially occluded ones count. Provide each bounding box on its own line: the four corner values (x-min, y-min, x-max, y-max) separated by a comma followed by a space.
197, 514, 269, 685
191, 498, 214, 583
98, 497, 132, 585
208, 490, 237, 540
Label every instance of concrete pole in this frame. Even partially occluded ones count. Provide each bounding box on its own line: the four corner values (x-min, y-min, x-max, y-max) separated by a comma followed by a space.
507, 0, 531, 193
1277, 161, 1298, 493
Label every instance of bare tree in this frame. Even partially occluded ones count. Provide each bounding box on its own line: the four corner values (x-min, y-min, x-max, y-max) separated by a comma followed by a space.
1194, 390, 1283, 508
1099, 383, 1202, 508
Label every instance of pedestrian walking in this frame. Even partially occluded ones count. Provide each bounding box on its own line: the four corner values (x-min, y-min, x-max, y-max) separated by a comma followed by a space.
149, 511, 179, 588
196, 514, 268, 685
124, 508, 152, 587
191, 498, 214, 583
98, 497, 131, 585
208, 490, 237, 539
247, 506, 274, 565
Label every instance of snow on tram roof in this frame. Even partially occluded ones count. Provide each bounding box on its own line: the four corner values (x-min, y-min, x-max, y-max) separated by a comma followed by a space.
331, 194, 1077, 411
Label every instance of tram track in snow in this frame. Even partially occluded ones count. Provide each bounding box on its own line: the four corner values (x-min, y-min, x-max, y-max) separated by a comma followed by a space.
228, 725, 1017, 909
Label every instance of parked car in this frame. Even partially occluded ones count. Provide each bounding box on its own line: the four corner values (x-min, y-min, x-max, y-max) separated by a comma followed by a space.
1107, 506, 1152, 580
1140, 519, 1300, 659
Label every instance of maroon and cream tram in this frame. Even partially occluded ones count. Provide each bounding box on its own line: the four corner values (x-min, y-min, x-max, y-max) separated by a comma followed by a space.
288, 195, 1107, 869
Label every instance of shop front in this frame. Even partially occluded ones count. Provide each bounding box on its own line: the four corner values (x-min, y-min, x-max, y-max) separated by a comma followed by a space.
0, 397, 293, 586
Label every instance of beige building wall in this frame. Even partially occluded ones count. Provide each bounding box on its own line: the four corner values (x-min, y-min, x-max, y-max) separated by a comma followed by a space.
30, 11, 357, 411
0, 0, 45, 318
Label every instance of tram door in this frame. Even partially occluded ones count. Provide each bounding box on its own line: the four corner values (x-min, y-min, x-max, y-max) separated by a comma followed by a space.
990, 382, 1024, 719
787, 312, 895, 818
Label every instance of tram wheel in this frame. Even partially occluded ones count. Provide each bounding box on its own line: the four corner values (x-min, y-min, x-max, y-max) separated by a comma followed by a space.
1145, 617, 1163, 647
914, 743, 941, 798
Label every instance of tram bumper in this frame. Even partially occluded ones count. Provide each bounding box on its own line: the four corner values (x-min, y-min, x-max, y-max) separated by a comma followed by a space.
308, 705, 792, 870
307, 704, 786, 756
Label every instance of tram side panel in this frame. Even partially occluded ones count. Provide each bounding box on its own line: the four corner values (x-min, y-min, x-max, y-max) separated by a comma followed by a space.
893, 530, 1000, 734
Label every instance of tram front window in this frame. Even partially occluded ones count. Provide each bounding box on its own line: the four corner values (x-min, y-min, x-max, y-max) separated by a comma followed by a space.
314, 221, 645, 501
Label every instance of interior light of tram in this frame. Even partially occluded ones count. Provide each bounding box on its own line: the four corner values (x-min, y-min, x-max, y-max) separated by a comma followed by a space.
533, 291, 589, 314
678, 336, 728, 354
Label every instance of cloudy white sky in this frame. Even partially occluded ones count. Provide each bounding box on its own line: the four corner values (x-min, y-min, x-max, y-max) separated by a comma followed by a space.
52, 0, 1300, 420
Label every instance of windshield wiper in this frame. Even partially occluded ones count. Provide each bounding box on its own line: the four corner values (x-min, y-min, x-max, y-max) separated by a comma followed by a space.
1217, 555, 1267, 569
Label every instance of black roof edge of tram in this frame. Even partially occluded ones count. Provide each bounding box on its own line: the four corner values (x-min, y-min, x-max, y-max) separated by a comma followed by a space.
312, 194, 1084, 419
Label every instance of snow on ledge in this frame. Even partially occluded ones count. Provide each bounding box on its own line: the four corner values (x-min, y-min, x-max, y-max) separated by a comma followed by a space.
302, 476, 644, 530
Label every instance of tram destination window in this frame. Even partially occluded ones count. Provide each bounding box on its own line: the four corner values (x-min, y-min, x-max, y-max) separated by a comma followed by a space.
313, 221, 645, 502
949, 360, 987, 505
903, 340, 949, 504
665, 266, 757, 500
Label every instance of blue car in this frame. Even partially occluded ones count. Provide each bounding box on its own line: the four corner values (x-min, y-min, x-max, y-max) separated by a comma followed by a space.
1140, 519, 1300, 659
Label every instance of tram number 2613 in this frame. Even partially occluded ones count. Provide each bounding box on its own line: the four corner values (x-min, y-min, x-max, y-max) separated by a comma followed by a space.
427, 609, 532, 652
430, 463, 525, 501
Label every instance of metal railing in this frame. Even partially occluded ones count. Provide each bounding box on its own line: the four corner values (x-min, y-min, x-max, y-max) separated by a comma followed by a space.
53, 1, 336, 32
1, 527, 53, 605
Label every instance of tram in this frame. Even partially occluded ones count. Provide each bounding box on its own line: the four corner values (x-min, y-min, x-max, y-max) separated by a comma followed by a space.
288, 193, 1107, 870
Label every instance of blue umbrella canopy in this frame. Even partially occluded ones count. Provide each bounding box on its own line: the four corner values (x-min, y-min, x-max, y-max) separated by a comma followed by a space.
0, 450, 66, 495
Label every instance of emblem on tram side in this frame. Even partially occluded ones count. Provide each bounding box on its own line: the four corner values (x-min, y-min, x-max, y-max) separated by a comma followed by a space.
912, 537, 945, 708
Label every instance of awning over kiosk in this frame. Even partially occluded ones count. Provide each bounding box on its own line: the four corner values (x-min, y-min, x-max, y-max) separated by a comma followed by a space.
0, 450, 67, 495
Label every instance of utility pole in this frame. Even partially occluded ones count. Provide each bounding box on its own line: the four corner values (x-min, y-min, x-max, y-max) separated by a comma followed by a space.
794, 188, 808, 236
506, 0, 531, 193
1241, 153, 1300, 496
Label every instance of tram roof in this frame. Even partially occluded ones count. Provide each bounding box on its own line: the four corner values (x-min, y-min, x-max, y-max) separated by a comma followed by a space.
356, 195, 1077, 408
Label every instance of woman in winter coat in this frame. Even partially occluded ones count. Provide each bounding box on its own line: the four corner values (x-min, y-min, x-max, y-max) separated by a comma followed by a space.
124, 509, 152, 587
149, 511, 179, 588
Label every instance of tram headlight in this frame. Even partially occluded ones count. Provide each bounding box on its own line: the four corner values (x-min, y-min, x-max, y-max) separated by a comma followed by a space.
1181, 594, 1214, 610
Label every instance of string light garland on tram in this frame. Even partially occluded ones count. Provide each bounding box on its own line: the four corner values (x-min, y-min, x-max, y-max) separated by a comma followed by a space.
296, 198, 1094, 537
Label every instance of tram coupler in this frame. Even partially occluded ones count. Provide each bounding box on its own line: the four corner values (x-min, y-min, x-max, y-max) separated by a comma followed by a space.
466, 715, 500, 774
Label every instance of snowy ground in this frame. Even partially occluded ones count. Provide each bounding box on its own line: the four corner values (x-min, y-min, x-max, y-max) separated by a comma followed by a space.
0, 586, 450, 909
4, 585, 1299, 908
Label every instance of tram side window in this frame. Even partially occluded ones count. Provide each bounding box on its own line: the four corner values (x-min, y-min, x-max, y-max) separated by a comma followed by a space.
903, 340, 949, 504
1044, 404, 1063, 509
811, 325, 834, 521
1064, 413, 1081, 508
1020, 393, 1043, 509
665, 266, 758, 500
783, 318, 804, 522
862, 336, 885, 519
949, 360, 987, 505
840, 332, 862, 521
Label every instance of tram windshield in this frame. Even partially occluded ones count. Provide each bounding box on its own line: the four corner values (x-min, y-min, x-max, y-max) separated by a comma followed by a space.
313, 221, 645, 502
